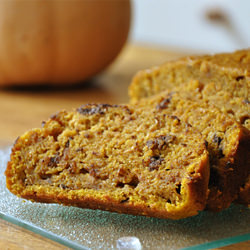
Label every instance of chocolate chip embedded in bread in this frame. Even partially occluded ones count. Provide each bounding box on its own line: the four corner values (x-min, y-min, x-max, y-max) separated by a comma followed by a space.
146, 135, 176, 150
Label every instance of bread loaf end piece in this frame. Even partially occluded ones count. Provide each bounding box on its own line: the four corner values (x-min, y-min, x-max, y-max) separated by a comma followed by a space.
137, 91, 250, 211
129, 49, 250, 207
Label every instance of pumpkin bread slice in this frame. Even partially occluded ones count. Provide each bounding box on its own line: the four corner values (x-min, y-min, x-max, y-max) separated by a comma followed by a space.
129, 49, 250, 206
129, 49, 250, 130
5, 104, 209, 220
137, 90, 250, 211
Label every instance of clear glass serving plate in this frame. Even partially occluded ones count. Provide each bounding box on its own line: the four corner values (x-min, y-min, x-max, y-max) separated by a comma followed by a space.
0, 147, 249, 250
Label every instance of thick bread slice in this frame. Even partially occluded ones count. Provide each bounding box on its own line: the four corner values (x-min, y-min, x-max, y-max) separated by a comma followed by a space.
137, 90, 250, 211
129, 49, 250, 130
129, 49, 250, 206
5, 104, 209, 220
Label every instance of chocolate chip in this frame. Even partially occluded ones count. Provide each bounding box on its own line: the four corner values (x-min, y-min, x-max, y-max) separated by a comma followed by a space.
65, 137, 73, 148
65, 140, 70, 148
236, 75, 245, 81
120, 197, 129, 203
77, 104, 120, 115
76, 148, 83, 152
151, 155, 161, 161
176, 184, 181, 194
40, 173, 52, 180
204, 140, 208, 149
59, 184, 67, 189
170, 115, 181, 123
145, 155, 164, 171
80, 168, 89, 174
116, 182, 125, 188
146, 135, 176, 150
156, 97, 172, 110
48, 154, 60, 167
156, 93, 175, 110
128, 175, 139, 188
77, 107, 104, 115
213, 134, 222, 145
50, 112, 59, 120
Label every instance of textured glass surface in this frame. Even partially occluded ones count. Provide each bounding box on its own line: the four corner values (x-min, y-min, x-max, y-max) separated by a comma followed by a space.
0, 148, 249, 249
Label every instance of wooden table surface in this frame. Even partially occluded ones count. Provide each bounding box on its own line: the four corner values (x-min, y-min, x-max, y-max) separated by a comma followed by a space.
0, 44, 248, 249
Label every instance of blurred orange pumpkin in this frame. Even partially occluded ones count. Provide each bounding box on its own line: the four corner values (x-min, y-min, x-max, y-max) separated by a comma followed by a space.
0, 0, 131, 85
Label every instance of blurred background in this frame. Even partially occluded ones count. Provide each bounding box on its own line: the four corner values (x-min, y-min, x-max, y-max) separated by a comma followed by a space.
0, 0, 249, 145
131, 0, 250, 53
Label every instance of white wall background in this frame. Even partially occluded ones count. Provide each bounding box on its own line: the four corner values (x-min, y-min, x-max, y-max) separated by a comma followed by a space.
130, 0, 250, 53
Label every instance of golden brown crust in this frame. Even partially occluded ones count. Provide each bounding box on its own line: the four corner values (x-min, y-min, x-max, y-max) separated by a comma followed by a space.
18, 174, 209, 220
6, 159, 209, 220
205, 127, 250, 210
16, 147, 209, 220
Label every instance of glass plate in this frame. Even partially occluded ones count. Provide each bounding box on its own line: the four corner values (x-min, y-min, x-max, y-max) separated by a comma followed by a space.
1, 148, 249, 250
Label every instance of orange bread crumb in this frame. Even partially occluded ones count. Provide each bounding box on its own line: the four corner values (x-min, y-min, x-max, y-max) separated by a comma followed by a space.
5, 104, 209, 220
